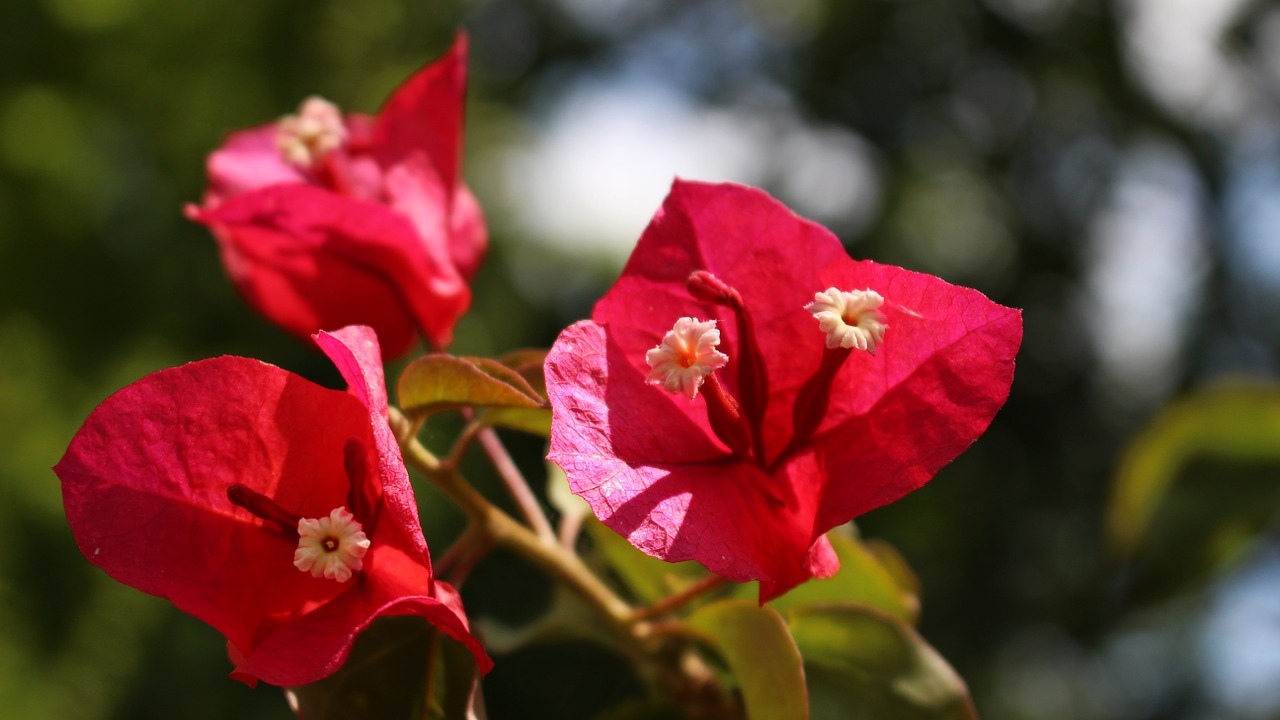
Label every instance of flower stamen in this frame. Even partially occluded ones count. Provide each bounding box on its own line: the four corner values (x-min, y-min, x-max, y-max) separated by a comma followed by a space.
806, 288, 888, 353
645, 317, 729, 399
293, 506, 370, 583
276, 96, 347, 168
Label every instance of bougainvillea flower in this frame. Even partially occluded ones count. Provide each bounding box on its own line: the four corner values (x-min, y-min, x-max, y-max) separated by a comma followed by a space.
546, 180, 1022, 601
186, 34, 485, 357
55, 325, 492, 686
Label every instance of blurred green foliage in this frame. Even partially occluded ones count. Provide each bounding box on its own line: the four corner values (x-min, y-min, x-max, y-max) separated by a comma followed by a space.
5, 0, 1280, 718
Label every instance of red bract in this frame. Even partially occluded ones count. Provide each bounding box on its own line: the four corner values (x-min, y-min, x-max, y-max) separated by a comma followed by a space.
55, 325, 492, 686
545, 180, 1022, 601
186, 34, 485, 357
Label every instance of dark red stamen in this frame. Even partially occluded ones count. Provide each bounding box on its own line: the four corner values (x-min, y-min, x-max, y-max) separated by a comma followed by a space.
687, 270, 743, 308
702, 375, 755, 461
314, 151, 355, 196
343, 438, 378, 528
227, 484, 302, 539
771, 346, 853, 472
686, 271, 770, 462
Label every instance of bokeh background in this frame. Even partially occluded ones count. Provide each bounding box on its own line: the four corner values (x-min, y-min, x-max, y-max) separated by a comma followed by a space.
4, 0, 1280, 718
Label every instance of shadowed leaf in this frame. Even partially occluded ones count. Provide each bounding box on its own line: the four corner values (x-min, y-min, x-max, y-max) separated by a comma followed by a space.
286, 617, 485, 720
1108, 383, 1280, 556
787, 604, 975, 720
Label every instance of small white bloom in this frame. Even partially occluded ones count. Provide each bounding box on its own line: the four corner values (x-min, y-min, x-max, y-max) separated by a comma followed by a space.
293, 506, 370, 583
276, 96, 347, 168
645, 317, 730, 399
806, 288, 888, 353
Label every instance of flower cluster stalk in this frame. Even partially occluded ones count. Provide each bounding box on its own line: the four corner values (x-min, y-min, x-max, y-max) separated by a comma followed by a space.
390, 408, 634, 630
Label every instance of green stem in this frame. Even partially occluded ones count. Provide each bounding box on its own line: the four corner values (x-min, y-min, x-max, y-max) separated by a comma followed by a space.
434, 522, 489, 581
400, 427, 635, 629
628, 575, 730, 623
558, 509, 585, 549
476, 424, 558, 543
391, 406, 728, 711
447, 420, 486, 467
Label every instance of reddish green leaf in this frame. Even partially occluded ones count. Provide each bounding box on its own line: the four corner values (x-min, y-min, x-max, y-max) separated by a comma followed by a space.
686, 600, 807, 720
398, 354, 543, 418
787, 604, 975, 720
499, 348, 549, 399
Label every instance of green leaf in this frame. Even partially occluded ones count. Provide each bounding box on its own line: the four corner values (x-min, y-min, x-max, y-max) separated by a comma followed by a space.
547, 460, 591, 525
397, 354, 544, 418
862, 538, 922, 607
731, 529, 920, 625
481, 405, 552, 437
584, 518, 709, 605
285, 616, 485, 720
1107, 382, 1280, 556
686, 600, 808, 720
787, 604, 975, 720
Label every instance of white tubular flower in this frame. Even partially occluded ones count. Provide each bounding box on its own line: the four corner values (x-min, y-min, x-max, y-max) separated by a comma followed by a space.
293, 506, 371, 583
645, 317, 730, 399
806, 288, 888, 353
276, 96, 348, 168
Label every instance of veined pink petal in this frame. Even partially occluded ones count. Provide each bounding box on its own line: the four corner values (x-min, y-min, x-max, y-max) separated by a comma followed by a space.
593, 180, 851, 463
56, 326, 491, 686
547, 179, 1022, 600
547, 320, 826, 600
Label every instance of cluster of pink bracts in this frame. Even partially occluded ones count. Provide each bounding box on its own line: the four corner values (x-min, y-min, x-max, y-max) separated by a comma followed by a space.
55, 34, 1021, 688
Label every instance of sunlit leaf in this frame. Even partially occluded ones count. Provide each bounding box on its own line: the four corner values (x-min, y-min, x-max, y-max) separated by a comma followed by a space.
547, 460, 591, 525
482, 406, 552, 437
862, 538, 922, 611
286, 616, 485, 720
686, 600, 808, 720
734, 529, 920, 624
1107, 382, 1280, 556
584, 518, 709, 605
787, 604, 975, 720
398, 354, 544, 418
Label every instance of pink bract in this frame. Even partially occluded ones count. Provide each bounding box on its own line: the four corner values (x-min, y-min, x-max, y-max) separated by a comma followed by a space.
187, 34, 485, 357
55, 325, 491, 686
545, 180, 1022, 601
